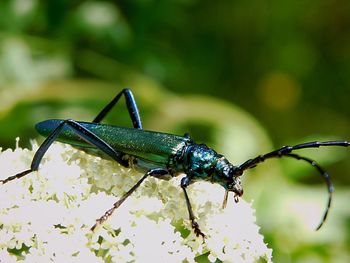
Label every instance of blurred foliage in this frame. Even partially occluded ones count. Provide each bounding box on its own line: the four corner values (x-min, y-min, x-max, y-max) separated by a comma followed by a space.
0, 0, 349, 262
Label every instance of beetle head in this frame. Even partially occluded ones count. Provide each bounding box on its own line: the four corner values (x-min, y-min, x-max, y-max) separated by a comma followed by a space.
215, 157, 244, 198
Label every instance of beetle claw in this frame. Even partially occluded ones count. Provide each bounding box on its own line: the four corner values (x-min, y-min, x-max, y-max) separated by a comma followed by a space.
192, 221, 206, 240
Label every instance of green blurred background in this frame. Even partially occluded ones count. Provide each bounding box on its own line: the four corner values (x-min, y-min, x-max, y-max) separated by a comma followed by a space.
0, 0, 349, 262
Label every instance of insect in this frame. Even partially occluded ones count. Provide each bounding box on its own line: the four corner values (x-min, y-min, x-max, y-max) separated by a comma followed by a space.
1, 89, 349, 238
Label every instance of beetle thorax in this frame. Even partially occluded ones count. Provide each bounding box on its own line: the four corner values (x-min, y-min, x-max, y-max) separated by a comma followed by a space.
184, 144, 243, 196
184, 144, 219, 180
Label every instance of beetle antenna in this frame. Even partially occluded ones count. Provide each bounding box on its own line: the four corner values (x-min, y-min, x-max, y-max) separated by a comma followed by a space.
236, 141, 349, 229
285, 153, 333, 230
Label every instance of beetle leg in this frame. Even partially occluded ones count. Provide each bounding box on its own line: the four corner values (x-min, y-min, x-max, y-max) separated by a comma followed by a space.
91, 168, 168, 231
93, 88, 142, 129
0, 169, 32, 184
1, 119, 129, 184
181, 176, 206, 239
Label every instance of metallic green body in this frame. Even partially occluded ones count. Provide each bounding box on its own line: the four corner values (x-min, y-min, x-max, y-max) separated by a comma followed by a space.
36, 120, 189, 166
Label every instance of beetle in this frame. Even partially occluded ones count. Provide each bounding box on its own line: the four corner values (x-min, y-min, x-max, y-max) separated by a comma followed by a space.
1, 89, 349, 238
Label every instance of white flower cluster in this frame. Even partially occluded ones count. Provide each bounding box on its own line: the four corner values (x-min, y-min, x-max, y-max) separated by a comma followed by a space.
0, 140, 272, 262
